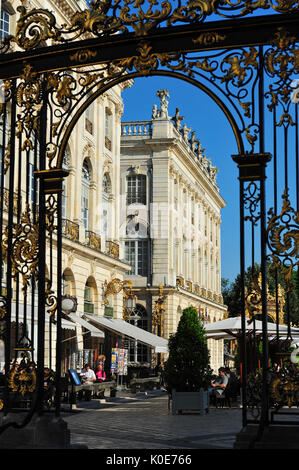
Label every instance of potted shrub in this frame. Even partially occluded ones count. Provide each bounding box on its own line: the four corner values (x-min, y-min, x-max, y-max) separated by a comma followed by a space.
164, 306, 212, 415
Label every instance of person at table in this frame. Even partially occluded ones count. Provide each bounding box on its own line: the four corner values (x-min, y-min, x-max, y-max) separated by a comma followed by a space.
209, 367, 228, 398
96, 364, 106, 382
80, 364, 96, 383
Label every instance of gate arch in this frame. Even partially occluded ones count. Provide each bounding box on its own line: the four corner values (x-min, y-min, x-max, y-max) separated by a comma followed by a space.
56, 69, 245, 169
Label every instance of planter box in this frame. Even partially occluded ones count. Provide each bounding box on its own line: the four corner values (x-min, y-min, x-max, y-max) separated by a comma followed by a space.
171, 388, 209, 415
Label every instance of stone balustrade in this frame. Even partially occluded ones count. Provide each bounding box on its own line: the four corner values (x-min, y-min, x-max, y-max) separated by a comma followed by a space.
121, 121, 152, 137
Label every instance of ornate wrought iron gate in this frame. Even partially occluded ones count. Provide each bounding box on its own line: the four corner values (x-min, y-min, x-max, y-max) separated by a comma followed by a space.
0, 0, 298, 448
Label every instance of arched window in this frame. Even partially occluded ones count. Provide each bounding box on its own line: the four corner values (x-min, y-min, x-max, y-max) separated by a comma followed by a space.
127, 304, 150, 364
81, 159, 91, 230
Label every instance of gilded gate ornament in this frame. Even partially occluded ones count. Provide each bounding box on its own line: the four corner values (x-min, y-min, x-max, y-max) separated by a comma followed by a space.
2, 204, 39, 293
266, 189, 299, 292
2, 1, 299, 53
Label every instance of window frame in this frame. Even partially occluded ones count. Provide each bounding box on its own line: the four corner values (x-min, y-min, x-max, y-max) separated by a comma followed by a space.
126, 174, 146, 205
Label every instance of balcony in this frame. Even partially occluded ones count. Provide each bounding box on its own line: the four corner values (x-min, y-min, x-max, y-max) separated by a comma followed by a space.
176, 276, 184, 288
106, 240, 119, 259
85, 231, 101, 252
121, 121, 152, 137
62, 219, 79, 242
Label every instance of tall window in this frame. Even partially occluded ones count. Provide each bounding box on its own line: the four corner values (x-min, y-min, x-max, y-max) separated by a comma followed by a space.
105, 108, 112, 151
102, 173, 111, 237
85, 94, 94, 134
126, 174, 146, 205
191, 198, 195, 225
124, 240, 148, 276
0, 8, 10, 41
174, 180, 178, 209
62, 148, 71, 219
84, 282, 95, 315
183, 236, 187, 278
81, 160, 91, 230
127, 304, 150, 364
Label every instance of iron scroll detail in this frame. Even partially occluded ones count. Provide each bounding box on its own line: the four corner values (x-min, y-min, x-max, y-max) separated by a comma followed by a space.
2, 1, 299, 52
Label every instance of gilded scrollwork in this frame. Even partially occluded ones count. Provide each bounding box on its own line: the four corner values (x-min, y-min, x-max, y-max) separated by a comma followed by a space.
2, 204, 39, 293
265, 27, 299, 125
271, 370, 299, 408
266, 189, 299, 291
104, 278, 132, 305
2, 1, 299, 53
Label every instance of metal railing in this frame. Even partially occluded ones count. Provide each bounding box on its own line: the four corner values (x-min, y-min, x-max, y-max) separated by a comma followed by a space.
106, 239, 119, 259
62, 218, 79, 242
85, 230, 101, 251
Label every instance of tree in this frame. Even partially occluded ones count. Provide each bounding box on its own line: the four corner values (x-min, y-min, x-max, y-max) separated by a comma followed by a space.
163, 306, 212, 393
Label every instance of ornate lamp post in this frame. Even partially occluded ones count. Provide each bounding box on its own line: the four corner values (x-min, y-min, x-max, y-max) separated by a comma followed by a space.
123, 286, 141, 322
152, 284, 166, 365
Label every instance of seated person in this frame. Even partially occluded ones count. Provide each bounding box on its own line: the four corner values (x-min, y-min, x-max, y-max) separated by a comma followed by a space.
224, 367, 240, 401
96, 365, 106, 382
80, 364, 96, 384
79, 364, 96, 400
209, 367, 228, 399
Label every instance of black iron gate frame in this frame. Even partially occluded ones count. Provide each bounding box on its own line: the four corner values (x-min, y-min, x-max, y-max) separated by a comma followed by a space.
0, 0, 298, 447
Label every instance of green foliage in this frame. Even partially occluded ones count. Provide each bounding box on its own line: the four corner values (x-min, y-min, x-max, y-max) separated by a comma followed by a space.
163, 306, 212, 392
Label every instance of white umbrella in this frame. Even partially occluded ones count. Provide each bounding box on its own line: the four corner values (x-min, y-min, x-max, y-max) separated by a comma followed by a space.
204, 316, 299, 340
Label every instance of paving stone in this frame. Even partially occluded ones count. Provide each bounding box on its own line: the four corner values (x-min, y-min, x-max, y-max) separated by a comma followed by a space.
61, 393, 243, 449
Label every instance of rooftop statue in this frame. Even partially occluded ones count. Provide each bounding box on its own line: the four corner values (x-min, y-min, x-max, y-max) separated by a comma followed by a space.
189, 131, 199, 152
154, 89, 170, 119
181, 123, 191, 142
172, 107, 184, 130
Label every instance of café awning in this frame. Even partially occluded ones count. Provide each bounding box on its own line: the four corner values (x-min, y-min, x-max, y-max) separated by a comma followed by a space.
204, 316, 299, 340
84, 314, 168, 353
68, 313, 105, 338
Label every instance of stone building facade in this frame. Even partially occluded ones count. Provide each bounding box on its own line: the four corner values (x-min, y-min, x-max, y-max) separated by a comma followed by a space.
120, 90, 227, 372
0, 0, 132, 372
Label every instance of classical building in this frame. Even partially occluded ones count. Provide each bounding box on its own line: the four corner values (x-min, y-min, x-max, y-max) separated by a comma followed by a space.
0, 0, 132, 373
0, 1, 226, 375
120, 90, 227, 372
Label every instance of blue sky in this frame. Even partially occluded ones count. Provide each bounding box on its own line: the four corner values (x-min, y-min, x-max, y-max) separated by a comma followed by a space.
121, 76, 241, 282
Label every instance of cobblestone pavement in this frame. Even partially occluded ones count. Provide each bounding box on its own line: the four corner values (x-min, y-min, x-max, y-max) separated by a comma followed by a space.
61, 391, 242, 450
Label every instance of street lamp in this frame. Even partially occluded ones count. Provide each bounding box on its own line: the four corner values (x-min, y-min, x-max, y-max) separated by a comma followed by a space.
123, 287, 140, 321
152, 284, 166, 368
152, 284, 165, 337
61, 294, 77, 315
